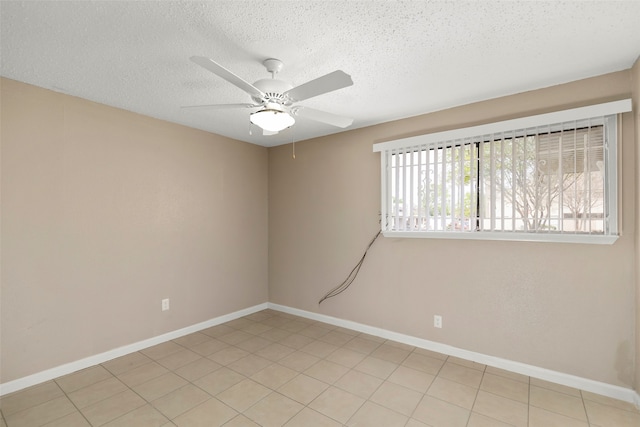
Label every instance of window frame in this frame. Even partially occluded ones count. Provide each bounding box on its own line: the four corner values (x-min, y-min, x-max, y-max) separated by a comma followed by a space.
373, 99, 631, 244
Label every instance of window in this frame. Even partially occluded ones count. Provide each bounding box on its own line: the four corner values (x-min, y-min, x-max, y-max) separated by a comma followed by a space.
373, 100, 631, 244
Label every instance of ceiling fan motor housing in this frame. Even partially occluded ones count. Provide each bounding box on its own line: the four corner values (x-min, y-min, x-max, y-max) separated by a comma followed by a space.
252, 79, 293, 105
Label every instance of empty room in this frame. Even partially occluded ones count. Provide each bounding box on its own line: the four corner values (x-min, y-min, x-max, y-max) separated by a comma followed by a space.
1, 1, 640, 426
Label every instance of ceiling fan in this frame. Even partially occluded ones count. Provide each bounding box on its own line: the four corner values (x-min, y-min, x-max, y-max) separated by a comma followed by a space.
184, 56, 354, 135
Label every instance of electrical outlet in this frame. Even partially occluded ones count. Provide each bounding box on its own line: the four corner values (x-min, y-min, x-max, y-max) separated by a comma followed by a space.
434, 315, 442, 328
162, 298, 170, 311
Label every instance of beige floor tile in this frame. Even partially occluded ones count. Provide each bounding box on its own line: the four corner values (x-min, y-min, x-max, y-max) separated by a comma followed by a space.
250, 364, 298, 390
405, 418, 430, 427
584, 399, 640, 427
299, 340, 339, 358
200, 324, 236, 338
325, 347, 366, 368
530, 384, 587, 421
278, 333, 316, 350
5, 396, 77, 427
342, 336, 382, 355
412, 395, 470, 427
427, 376, 478, 410
261, 316, 292, 328
466, 412, 513, 427
484, 366, 529, 384
472, 390, 528, 427
41, 411, 91, 426
529, 406, 589, 427
319, 330, 355, 346
152, 383, 211, 419
298, 325, 332, 340
174, 357, 221, 382
447, 356, 486, 371
244, 392, 303, 427
102, 352, 152, 376
383, 340, 415, 351
190, 338, 229, 356
354, 355, 398, 379
346, 400, 408, 427
193, 367, 246, 396
239, 322, 273, 336
370, 381, 423, 416
244, 311, 275, 322
278, 374, 329, 405
55, 365, 113, 393
207, 346, 250, 365
68, 377, 128, 408
357, 333, 386, 343
172, 332, 212, 348
438, 361, 484, 388
412, 347, 448, 360
402, 352, 445, 375
304, 360, 349, 384
141, 341, 184, 360
81, 390, 146, 426
480, 372, 529, 404
224, 318, 256, 329
308, 386, 365, 424
254, 342, 295, 361
529, 377, 581, 397
227, 354, 272, 376
222, 414, 260, 426
387, 365, 435, 393
0, 381, 64, 416
283, 407, 342, 427
582, 390, 640, 412
102, 404, 169, 426
370, 343, 411, 364
216, 379, 271, 412
132, 372, 188, 402
235, 336, 272, 353
156, 349, 202, 371
259, 327, 292, 342
334, 369, 384, 399
173, 398, 237, 427
116, 361, 169, 387
280, 320, 312, 333
278, 351, 321, 372
218, 330, 254, 345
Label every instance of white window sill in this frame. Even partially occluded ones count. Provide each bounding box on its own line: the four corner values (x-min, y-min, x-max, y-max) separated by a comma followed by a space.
382, 231, 619, 245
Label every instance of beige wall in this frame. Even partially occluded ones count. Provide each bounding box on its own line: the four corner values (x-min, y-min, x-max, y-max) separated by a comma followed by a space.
633, 57, 640, 393
0, 78, 269, 383
269, 70, 636, 387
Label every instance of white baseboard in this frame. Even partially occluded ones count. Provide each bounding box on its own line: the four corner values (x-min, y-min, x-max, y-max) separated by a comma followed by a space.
0, 303, 268, 396
268, 303, 640, 407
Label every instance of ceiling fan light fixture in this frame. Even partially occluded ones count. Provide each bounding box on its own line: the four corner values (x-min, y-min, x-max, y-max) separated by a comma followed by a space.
250, 104, 295, 132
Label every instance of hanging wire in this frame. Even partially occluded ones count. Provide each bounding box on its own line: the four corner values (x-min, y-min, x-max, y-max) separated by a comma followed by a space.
318, 229, 382, 304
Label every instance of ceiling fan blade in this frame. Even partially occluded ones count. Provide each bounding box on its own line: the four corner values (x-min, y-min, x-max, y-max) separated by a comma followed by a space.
284, 70, 353, 102
293, 106, 354, 128
181, 103, 261, 111
190, 56, 265, 100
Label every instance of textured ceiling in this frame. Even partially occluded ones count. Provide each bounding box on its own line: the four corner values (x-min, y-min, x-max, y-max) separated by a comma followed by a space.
1, 1, 639, 147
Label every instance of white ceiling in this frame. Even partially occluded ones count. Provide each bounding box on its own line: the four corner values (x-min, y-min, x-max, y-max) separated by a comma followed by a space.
1, 1, 639, 148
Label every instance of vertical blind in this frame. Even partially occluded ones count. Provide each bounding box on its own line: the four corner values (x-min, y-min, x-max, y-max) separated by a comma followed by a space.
383, 118, 609, 235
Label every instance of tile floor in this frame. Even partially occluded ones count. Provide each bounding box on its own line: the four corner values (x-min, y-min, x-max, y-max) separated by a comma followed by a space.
1, 309, 639, 427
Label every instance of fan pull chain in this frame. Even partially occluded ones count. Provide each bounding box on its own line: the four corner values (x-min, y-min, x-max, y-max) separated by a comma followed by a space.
291, 125, 296, 159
